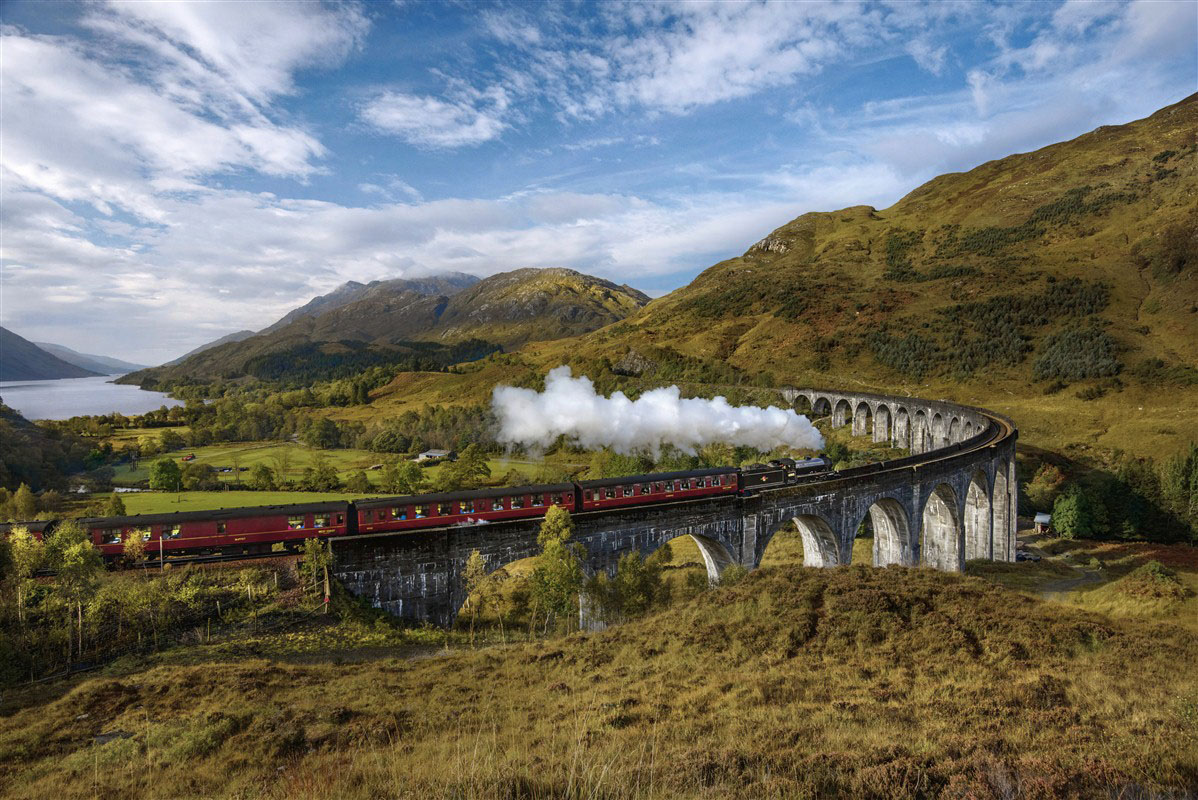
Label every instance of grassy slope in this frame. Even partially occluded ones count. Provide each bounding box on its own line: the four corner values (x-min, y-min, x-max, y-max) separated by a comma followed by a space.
339, 96, 1198, 459
2, 562, 1195, 799
124, 269, 649, 385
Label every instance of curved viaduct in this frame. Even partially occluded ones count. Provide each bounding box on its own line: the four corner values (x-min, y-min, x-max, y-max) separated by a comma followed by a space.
332, 388, 1018, 625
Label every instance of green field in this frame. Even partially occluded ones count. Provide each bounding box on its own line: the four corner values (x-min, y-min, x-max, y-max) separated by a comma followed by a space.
106, 439, 574, 490
111, 490, 385, 515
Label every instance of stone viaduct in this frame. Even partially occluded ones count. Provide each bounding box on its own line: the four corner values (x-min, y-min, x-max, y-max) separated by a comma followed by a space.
332, 388, 1018, 626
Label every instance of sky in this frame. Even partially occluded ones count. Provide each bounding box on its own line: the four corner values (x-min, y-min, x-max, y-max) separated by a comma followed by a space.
1, 1, 1195, 364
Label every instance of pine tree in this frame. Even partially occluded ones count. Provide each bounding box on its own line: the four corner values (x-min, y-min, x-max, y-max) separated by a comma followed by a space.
106, 492, 127, 517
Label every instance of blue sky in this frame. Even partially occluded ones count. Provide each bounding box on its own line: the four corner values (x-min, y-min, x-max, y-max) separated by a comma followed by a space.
1, 1, 1194, 363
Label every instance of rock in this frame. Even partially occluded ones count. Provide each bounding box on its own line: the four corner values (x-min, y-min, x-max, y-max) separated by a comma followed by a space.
613, 350, 655, 377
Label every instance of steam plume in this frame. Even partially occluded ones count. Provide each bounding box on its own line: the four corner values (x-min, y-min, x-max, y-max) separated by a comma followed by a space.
492, 366, 824, 455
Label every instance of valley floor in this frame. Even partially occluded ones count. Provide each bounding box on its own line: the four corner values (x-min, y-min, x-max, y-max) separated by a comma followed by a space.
1, 532, 1195, 799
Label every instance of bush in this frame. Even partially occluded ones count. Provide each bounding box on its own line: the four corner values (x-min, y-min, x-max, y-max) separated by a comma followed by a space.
1033, 328, 1121, 380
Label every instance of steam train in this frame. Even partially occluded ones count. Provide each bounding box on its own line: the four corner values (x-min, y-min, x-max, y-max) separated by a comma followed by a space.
3, 457, 831, 564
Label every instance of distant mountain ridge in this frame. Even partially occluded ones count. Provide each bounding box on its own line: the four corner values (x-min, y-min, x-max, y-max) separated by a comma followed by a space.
165, 331, 257, 366
34, 342, 146, 375
259, 272, 480, 334
0, 327, 101, 381
122, 268, 648, 384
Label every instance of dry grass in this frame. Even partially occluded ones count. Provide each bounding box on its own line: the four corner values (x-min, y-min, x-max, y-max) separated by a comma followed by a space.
3, 563, 1196, 799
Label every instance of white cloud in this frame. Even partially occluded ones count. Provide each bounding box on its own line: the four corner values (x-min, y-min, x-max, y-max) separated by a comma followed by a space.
362, 88, 510, 148
906, 39, 949, 75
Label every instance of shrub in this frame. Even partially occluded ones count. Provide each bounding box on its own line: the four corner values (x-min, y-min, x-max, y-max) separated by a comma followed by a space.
1033, 327, 1121, 380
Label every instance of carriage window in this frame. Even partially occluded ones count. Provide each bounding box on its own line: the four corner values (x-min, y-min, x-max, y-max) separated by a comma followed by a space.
414, 505, 428, 519
622, 486, 633, 497
438, 503, 452, 516
101, 529, 120, 545
604, 487, 615, 499
531, 494, 544, 507
511, 495, 524, 509
551, 494, 563, 505
640, 484, 651, 495
335, 514, 344, 525
216, 522, 226, 534
584, 489, 593, 501
288, 515, 305, 530
315, 514, 330, 528
493, 498, 505, 511
377, 509, 387, 521
393, 507, 406, 520
458, 499, 473, 514
164, 525, 180, 540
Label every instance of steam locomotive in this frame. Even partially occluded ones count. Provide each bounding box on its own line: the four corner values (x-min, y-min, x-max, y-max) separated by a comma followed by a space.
4, 457, 831, 564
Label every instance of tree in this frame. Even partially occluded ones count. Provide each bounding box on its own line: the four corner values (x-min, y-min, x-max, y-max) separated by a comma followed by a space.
181, 462, 220, 491
8, 527, 44, 625
123, 529, 146, 566
105, 492, 127, 517
300, 538, 333, 609
248, 463, 277, 491
300, 453, 341, 491
1053, 485, 1100, 539
56, 538, 104, 661
345, 469, 372, 493
303, 417, 342, 449
1027, 463, 1068, 512
149, 458, 183, 492
11, 483, 37, 521
528, 506, 585, 631
158, 429, 186, 452
437, 444, 491, 492
269, 448, 295, 487
586, 544, 672, 625
462, 549, 489, 647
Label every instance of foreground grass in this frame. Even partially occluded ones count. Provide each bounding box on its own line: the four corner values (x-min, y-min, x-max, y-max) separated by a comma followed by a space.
3, 565, 1196, 799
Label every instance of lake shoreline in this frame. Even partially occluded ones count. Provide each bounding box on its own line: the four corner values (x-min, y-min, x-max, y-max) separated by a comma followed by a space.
0, 375, 182, 420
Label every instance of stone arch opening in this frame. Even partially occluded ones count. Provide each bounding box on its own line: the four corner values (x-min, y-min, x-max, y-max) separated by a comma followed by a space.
865, 498, 913, 567
852, 402, 873, 437
833, 399, 853, 428
873, 404, 892, 444
851, 511, 875, 565
812, 396, 833, 418
920, 484, 962, 571
993, 468, 1012, 561
455, 553, 540, 633
964, 471, 992, 561
948, 417, 962, 444
894, 407, 911, 449
651, 534, 735, 592
793, 514, 840, 567
912, 410, 933, 453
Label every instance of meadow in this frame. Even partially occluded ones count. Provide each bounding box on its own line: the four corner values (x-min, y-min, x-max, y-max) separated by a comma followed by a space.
3, 525, 1195, 798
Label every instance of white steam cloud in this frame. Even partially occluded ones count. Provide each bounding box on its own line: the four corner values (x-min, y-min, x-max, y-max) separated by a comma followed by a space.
492, 366, 825, 455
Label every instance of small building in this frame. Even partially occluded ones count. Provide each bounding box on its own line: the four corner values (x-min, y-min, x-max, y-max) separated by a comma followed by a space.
415, 449, 453, 462
1034, 512, 1052, 534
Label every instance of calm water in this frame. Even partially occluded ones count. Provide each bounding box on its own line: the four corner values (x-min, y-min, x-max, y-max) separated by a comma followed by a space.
0, 376, 181, 420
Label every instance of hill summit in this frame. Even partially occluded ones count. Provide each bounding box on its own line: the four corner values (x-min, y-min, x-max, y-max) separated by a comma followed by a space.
124, 268, 649, 385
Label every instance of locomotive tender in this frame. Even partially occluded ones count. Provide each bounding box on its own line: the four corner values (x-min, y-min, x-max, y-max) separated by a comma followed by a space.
31, 457, 832, 564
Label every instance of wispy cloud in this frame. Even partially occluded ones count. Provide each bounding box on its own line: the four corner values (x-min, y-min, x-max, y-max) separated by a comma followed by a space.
361, 87, 511, 148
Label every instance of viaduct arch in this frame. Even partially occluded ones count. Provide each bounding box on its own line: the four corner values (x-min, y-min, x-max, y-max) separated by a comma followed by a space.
333, 388, 1018, 625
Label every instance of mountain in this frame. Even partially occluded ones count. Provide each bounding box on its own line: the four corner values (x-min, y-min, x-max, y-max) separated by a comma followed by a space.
164, 330, 257, 366
33, 342, 146, 375
0, 327, 102, 381
357, 96, 1197, 460
579, 94, 1197, 392
259, 272, 480, 334
121, 268, 649, 385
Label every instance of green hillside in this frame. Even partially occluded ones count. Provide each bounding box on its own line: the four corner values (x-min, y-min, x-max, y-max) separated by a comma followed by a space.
123, 269, 648, 386
2, 565, 1195, 798
351, 96, 1198, 459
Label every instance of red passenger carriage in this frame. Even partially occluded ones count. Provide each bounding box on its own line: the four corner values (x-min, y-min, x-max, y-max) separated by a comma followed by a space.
578, 467, 739, 511
80, 501, 351, 561
354, 483, 577, 533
